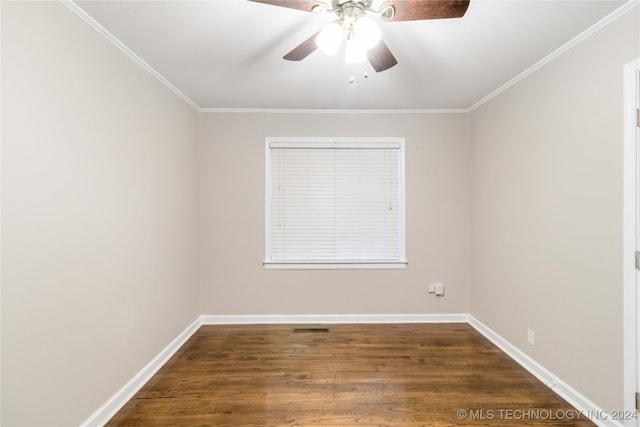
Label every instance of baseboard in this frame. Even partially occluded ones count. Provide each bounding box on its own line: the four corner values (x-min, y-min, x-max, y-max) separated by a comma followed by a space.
200, 313, 470, 325
468, 315, 622, 427
79, 317, 202, 427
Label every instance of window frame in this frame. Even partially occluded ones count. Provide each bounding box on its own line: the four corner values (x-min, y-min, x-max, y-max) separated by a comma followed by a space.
263, 136, 407, 270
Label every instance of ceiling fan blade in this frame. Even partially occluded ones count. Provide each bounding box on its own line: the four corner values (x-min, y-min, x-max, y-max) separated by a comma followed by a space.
247, 0, 328, 13
283, 31, 320, 61
367, 40, 397, 72
379, 0, 470, 21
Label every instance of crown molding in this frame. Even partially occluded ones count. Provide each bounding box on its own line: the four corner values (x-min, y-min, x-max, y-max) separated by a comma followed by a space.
59, 0, 468, 114
61, 0, 638, 115
199, 108, 470, 114
468, 0, 640, 112
60, 0, 200, 112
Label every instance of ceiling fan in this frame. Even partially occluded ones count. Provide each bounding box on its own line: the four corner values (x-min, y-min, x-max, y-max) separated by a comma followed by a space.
248, 0, 470, 72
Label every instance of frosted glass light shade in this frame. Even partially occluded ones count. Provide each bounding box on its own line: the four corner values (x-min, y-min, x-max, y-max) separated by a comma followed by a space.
353, 17, 381, 50
316, 22, 343, 56
345, 39, 367, 64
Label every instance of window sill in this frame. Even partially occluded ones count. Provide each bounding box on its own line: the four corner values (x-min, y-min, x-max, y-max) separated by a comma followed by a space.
263, 260, 408, 270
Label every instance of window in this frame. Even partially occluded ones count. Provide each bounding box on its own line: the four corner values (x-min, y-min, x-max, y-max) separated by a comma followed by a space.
264, 137, 406, 269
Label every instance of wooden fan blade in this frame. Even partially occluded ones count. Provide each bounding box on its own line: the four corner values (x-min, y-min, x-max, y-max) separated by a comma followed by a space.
379, 0, 470, 21
367, 39, 397, 72
247, 0, 327, 13
283, 31, 320, 61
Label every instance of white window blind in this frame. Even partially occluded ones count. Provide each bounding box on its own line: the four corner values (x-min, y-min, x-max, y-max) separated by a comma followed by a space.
265, 138, 406, 269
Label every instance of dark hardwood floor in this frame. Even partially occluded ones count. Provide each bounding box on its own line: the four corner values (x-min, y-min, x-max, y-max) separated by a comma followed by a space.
106, 323, 595, 426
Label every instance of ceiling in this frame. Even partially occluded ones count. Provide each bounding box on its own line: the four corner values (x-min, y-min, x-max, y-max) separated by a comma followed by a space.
73, 0, 627, 110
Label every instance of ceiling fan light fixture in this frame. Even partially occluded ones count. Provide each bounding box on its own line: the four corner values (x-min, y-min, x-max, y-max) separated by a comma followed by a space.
345, 38, 367, 64
353, 16, 381, 50
252, 0, 471, 72
316, 21, 343, 55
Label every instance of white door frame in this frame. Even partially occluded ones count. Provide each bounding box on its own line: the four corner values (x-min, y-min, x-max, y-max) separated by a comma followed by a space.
623, 57, 640, 425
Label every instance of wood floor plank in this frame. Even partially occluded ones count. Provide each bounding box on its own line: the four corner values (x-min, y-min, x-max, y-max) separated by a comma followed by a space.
106, 324, 595, 426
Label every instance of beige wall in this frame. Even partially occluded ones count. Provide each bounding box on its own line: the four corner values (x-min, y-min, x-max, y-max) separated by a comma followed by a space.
199, 112, 470, 315
3, 0, 638, 424
1, 2, 199, 425
469, 9, 640, 412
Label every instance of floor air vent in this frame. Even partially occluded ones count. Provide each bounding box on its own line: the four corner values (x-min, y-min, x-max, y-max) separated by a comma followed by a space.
293, 327, 330, 333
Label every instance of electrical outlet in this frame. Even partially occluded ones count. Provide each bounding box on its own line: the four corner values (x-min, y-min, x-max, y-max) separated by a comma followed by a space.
527, 328, 535, 345
434, 283, 444, 296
